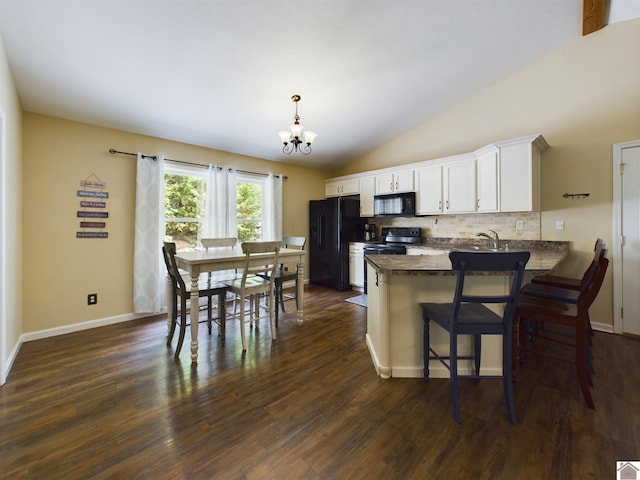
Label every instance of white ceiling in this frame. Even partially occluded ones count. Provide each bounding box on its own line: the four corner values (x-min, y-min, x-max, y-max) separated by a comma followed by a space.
0, 1, 638, 170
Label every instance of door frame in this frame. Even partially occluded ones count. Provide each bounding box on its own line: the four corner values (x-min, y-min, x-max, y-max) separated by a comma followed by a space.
612, 139, 640, 334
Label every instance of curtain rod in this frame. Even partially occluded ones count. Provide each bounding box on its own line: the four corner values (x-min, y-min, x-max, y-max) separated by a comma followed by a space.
108, 149, 287, 179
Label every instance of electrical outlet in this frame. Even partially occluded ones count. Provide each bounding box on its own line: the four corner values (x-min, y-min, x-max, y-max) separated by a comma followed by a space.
515, 220, 524, 230
555, 220, 565, 231
88, 293, 97, 305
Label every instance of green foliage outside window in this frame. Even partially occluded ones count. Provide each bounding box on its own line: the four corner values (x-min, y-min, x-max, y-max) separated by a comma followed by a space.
236, 182, 262, 242
164, 173, 205, 247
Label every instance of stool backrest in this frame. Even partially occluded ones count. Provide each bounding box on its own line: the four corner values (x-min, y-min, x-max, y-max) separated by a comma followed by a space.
577, 249, 609, 312
449, 250, 531, 325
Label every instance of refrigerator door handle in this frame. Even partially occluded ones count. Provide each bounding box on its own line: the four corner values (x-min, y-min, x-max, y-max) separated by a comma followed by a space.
317, 213, 324, 248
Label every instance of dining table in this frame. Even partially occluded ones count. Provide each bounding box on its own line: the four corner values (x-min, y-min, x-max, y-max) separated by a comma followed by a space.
174, 245, 307, 363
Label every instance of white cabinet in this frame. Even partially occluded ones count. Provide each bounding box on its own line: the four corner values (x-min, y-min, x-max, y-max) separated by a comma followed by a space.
497, 135, 548, 212
325, 178, 359, 197
349, 243, 365, 289
415, 164, 444, 215
359, 175, 375, 217
443, 159, 477, 213
476, 147, 499, 212
375, 169, 414, 195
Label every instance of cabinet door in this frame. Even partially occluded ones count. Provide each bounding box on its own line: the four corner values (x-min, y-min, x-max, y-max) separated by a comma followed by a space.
341, 178, 360, 196
415, 165, 444, 214
499, 142, 539, 212
476, 148, 499, 212
325, 181, 342, 197
394, 170, 415, 192
325, 178, 360, 197
375, 173, 394, 195
444, 159, 477, 213
359, 175, 375, 217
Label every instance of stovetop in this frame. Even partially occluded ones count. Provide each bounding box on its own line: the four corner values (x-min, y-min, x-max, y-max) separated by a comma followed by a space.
380, 227, 422, 245
361, 227, 421, 249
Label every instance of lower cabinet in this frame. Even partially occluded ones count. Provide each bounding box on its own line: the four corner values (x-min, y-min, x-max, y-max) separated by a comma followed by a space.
349, 243, 365, 289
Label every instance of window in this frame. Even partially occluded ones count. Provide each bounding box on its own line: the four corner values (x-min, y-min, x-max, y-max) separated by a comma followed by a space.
164, 164, 208, 251
236, 173, 265, 242
163, 165, 276, 250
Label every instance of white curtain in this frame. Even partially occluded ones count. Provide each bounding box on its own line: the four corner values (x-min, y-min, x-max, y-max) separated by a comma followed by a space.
204, 165, 236, 238
133, 153, 165, 313
263, 173, 283, 241
204, 166, 237, 281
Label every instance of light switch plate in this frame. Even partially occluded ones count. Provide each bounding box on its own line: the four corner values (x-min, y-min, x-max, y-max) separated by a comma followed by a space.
515, 220, 524, 230
555, 220, 565, 230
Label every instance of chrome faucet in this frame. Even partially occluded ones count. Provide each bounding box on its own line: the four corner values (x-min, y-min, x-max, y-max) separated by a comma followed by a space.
476, 229, 500, 250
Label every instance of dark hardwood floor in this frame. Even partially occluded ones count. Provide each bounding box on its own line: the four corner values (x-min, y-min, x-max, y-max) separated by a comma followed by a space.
1, 285, 638, 479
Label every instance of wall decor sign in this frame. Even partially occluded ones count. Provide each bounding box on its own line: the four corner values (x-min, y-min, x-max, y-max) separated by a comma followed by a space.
80, 200, 106, 208
77, 232, 108, 238
77, 173, 109, 239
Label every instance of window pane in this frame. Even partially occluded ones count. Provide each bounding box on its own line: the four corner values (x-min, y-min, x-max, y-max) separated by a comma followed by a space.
164, 172, 206, 250
236, 181, 263, 242
165, 174, 206, 219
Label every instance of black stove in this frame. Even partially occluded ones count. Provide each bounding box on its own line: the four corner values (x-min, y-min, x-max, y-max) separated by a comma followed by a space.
363, 227, 421, 292
362, 227, 422, 254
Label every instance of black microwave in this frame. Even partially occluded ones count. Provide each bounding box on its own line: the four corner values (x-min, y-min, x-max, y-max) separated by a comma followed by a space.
373, 191, 416, 217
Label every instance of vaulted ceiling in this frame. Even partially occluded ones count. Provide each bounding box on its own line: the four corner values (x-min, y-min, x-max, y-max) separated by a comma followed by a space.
0, 1, 638, 170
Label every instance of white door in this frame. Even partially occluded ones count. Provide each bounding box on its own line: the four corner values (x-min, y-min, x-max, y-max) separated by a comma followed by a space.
613, 141, 640, 335
0, 112, 5, 384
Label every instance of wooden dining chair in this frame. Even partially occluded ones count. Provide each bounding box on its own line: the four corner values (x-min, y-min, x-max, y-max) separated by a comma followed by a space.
513, 251, 609, 409
224, 241, 282, 351
162, 242, 228, 358
199, 237, 238, 343
421, 250, 530, 424
268, 236, 306, 326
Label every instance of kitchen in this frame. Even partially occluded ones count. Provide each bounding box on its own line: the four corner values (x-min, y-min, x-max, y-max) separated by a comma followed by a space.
307, 133, 576, 379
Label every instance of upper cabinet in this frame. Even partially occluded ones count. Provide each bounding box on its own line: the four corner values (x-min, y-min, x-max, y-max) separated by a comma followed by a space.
496, 134, 549, 212
443, 158, 477, 213
475, 146, 499, 213
415, 164, 444, 215
325, 178, 359, 197
359, 175, 375, 217
375, 169, 414, 195
324, 134, 548, 214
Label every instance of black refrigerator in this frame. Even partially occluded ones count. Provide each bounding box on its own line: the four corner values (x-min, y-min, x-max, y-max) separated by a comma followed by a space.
309, 197, 366, 290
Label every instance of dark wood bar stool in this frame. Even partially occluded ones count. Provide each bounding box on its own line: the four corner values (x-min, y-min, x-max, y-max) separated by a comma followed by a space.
513, 253, 609, 409
421, 250, 530, 424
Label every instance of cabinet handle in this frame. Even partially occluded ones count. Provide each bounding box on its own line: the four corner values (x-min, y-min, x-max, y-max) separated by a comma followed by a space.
446, 200, 449, 210
439, 200, 442, 211
477, 198, 480, 209
395, 181, 398, 190
390, 182, 393, 191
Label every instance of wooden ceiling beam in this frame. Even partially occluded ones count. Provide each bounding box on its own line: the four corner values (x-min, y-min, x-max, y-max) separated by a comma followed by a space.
583, 0, 607, 35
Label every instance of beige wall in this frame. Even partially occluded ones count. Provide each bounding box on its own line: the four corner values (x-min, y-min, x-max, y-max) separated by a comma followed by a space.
22, 113, 325, 333
0, 33, 23, 380
334, 18, 640, 327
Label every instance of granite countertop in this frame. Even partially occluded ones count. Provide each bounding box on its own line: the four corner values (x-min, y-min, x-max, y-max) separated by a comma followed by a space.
365, 239, 570, 276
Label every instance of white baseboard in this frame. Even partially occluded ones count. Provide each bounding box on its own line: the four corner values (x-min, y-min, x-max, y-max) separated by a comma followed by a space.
20, 311, 160, 343
591, 321, 614, 334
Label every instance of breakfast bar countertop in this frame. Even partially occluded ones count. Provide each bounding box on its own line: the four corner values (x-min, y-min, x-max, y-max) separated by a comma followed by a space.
365, 239, 570, 276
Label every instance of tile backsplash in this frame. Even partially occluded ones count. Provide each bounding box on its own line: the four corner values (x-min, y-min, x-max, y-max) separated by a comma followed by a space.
373, 211, 541, 240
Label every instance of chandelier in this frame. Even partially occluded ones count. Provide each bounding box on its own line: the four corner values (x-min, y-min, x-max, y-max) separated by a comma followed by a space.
278, 95, 317, 155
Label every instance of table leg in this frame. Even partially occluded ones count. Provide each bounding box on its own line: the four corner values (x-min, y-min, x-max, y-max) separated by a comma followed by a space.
297, 258, 304, 324
190, 273, 199, 363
